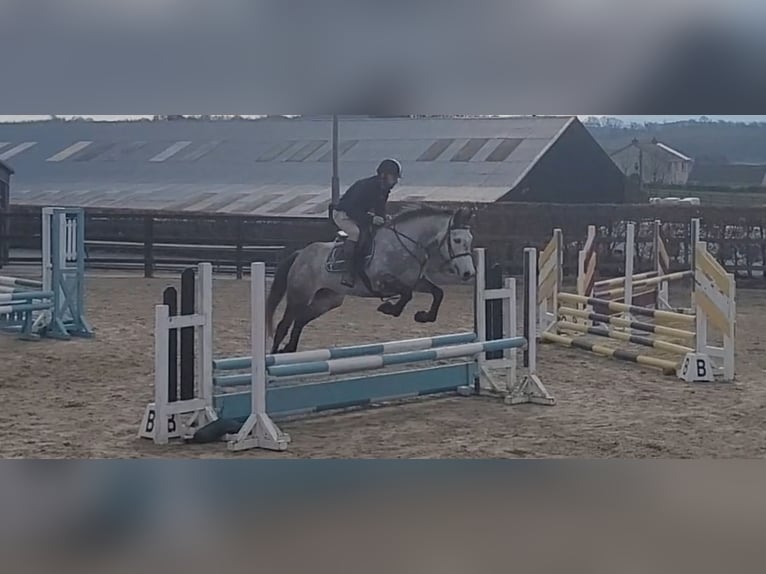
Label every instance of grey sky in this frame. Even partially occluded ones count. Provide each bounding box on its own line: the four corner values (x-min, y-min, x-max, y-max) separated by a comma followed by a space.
2, 115, 766, 124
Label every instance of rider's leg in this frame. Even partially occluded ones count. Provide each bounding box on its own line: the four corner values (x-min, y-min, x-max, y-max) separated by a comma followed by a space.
332, 210, 361, 287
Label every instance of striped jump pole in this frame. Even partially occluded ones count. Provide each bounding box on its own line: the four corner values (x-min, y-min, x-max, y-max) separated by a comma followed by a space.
214, 334, 485, 387
265, 338, 525, 379
213, 332, 479, 372
558, 307, 696, 341
0, 286, 27, 293
0, 291, 54, 303
0, 276, 44, 289
557, 292, 695, 325
541, 332, 679, 375
555, 320, 694, 355
0, 302, 53, 314
0, 282, 55, 339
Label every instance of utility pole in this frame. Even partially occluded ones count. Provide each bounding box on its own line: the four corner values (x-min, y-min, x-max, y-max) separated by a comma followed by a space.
331, 114, 340, 205
633, 138, 644, 197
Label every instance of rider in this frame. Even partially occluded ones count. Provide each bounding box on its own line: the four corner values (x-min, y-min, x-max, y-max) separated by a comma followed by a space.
332, 158, 402, 287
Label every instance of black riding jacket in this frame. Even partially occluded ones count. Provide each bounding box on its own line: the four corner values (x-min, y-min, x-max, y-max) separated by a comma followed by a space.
334, 175, 390, 222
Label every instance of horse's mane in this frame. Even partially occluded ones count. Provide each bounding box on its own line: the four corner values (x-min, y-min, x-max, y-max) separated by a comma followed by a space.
389, 203, 453, 224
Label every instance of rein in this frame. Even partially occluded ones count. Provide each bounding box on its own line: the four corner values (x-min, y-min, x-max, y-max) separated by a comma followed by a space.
386, 212, 472, 280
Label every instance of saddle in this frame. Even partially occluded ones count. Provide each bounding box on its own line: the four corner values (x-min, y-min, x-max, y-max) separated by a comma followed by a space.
325, 230, 376, 274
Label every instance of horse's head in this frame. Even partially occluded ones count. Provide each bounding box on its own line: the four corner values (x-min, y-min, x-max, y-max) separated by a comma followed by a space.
439, 207, 476, 282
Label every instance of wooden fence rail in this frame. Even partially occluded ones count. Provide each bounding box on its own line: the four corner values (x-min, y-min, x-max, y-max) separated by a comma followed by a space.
2, 202, 766, 282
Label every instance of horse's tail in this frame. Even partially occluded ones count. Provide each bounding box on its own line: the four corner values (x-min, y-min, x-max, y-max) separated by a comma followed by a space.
266, 249, 300, 337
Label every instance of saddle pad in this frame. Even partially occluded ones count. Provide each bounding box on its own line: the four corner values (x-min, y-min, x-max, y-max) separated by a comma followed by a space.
325, 239, 375, 273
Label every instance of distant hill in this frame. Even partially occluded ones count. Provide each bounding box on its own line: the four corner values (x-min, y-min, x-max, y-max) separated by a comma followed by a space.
585, 118, 766, 164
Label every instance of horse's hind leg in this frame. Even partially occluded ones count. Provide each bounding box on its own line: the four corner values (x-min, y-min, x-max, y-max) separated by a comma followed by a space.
282, 289, 344, 353
271, 306, 295, 354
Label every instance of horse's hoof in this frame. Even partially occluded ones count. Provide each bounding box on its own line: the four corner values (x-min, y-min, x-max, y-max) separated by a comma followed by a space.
378, 302, 399, 316
414, 311, 435, 323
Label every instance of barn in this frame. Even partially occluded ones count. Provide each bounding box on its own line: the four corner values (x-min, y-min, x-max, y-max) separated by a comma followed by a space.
0, 115, 626, 216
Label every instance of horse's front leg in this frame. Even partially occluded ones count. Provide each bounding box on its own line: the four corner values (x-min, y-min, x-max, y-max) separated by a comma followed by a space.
412, 277, 443, 323
377, 290, 412, 317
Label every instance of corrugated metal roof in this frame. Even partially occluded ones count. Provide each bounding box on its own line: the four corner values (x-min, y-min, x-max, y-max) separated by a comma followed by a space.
610, 139, 693, 164
1, 115, 576, 216
655, 142, 692, 162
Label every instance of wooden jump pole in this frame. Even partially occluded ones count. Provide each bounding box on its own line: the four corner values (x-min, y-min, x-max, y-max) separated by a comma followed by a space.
595, 270, 693, 298
594, 270, 658, 289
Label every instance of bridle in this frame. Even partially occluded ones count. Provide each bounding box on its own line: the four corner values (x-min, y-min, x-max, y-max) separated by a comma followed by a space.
388, 212, 474, 279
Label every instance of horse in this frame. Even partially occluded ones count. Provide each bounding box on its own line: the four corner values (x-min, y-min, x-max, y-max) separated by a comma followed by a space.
265, 205, 476, 354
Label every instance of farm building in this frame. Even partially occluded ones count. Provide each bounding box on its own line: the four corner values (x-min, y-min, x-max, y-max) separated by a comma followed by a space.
0, 115, 626, 217
610, 138, 694, 185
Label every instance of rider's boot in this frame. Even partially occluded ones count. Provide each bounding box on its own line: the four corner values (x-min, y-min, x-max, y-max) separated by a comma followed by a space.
341, 239, 358, 288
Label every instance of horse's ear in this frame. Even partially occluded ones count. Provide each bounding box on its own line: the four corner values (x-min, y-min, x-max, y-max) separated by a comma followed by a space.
454, 206, 475, 227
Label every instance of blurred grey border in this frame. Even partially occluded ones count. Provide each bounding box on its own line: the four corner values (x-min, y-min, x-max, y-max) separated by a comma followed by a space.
2, 460, 766, 573
0, 0, 764, 113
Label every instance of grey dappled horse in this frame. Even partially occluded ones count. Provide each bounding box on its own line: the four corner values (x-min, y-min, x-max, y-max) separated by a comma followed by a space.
266, 205, 476, 353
